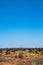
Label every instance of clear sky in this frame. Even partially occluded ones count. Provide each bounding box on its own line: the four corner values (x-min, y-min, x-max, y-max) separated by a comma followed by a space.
0, 0, 43, 48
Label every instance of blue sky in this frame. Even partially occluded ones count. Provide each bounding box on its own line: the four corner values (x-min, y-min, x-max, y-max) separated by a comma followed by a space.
0, 0, 43, 48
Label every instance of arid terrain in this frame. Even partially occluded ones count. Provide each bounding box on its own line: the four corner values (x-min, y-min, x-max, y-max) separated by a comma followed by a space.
0, 48, 43, 65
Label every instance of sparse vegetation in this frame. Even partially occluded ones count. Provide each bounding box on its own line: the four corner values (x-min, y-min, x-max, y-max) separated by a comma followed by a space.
0, 49, 2, 53
41, 51, 43, 55
18, 53, 23, 59
0, 48, 43, 65
33, 57, 43, 65
6, 50, 10, 54
15, 55, 17, 58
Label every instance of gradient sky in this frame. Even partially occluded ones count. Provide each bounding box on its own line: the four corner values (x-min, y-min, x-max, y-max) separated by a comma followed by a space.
0, 0, 43, 48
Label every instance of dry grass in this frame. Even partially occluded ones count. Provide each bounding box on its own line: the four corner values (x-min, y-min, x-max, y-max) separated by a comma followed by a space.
0, 48, 43, 65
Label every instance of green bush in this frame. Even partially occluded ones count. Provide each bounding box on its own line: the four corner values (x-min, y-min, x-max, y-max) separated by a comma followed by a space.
18, 53, 23, 59
0, 49, 2, 53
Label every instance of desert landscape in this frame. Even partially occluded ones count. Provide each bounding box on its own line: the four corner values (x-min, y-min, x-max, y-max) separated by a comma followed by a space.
0, 48, 43, 65
0, 0, 43, 65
